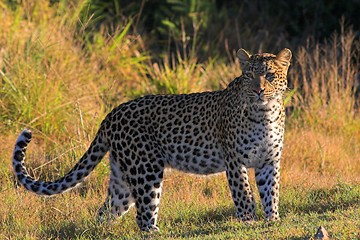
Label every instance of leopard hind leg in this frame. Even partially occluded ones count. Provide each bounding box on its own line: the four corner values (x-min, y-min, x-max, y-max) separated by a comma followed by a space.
98, 155, 135, 222
132, 151, 165, 231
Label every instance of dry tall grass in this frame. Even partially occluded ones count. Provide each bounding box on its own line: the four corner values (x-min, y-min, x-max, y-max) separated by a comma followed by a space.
282, 27, 360, 184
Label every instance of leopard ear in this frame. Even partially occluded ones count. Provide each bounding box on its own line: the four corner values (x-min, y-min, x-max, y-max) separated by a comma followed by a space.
237, 48, 250, 69
275, 48, 292, 67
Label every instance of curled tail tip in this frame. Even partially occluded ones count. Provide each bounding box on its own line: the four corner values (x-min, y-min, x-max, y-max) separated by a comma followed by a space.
21, 129, 32, 140
16, 129, 32, 144
13, 129, 32, 162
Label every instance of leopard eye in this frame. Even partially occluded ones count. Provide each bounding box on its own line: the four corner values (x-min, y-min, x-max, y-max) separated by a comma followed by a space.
245, 72, 253, 78
265, 72, 274, 81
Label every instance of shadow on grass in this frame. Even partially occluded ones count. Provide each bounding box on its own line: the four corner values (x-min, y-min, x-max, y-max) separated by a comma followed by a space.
282, 183, 360, 215
164, 205, 236, 238
168, 183, 359, 238
42, 222, 82, 240
40, 184, 358, 239
41, 220, 133, 240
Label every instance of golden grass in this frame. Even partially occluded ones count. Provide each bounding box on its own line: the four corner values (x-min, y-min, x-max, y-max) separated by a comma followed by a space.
283, 128, 360, 186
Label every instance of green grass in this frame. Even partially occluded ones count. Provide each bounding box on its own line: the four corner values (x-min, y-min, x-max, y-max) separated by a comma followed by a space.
0, 171, 359, 239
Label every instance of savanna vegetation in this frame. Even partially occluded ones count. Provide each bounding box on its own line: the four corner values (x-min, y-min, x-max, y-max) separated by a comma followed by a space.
0, 0, 359, 239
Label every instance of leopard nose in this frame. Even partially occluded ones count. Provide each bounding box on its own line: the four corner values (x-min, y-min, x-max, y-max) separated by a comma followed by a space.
253, 87, 265, 95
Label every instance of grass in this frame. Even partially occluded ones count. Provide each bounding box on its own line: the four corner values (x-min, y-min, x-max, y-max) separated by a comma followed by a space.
0, 1, 359, 239
0, 171, 359, 239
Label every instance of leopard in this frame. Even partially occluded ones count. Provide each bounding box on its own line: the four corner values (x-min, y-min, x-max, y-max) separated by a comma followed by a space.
12, 48, 292, 232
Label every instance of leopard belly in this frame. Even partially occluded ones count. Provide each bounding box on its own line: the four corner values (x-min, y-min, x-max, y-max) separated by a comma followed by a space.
164, 141, 225, 174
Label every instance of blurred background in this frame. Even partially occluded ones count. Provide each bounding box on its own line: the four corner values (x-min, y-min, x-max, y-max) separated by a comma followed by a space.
61, 0, 360, 59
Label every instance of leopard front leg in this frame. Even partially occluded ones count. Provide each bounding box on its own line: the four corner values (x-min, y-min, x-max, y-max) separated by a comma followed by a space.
226, 161, 257, 221
255, 162, 281, 221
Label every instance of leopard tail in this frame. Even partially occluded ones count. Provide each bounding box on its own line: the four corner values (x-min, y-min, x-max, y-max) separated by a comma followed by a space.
12, 125, 109, 196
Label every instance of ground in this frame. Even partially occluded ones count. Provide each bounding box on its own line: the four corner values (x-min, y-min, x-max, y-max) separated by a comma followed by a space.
1, 167, 359, 239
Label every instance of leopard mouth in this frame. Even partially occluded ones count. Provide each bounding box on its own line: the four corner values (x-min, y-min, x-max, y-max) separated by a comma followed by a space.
250, 94, 267, 103
256, 98, 269, 105
251, 94, 278, 106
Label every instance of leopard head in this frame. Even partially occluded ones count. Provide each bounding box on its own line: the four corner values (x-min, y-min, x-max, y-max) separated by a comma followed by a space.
237, 48, 292, 105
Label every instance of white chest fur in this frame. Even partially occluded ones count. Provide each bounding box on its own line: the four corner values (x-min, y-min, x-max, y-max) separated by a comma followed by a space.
236, 99, 285, 168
